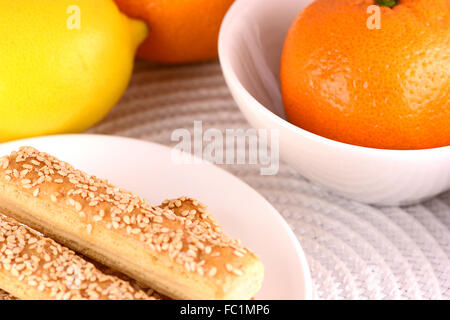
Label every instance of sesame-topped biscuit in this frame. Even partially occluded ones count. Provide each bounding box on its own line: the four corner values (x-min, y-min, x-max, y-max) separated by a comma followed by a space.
0, 147, 264, 300
0, 214, 155, 300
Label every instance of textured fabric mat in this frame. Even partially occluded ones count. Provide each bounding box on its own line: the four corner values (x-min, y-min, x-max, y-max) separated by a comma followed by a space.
89, 60, 450, 300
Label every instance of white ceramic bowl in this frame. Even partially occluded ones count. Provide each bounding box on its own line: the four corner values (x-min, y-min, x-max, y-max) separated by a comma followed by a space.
219, 0, 450, 206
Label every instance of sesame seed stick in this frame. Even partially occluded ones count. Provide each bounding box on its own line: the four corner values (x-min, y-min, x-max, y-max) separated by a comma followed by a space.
0, 214, 155, 300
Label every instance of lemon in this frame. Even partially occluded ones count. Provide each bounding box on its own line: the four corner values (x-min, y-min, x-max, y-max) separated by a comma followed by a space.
0, 0, 147, 142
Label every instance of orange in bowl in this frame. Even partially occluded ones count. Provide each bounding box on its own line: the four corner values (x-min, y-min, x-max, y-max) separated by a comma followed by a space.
114, 0, 234, 64
281, 0, 450, 150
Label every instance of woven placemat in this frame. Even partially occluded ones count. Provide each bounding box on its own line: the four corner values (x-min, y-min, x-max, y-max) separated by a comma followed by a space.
89, 60, 450, 300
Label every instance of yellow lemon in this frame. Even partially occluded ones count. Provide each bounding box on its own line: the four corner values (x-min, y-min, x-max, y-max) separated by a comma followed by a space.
0, 0, 147, 142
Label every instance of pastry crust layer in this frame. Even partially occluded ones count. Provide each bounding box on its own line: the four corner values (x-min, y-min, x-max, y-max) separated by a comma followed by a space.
0, 289, 16, 300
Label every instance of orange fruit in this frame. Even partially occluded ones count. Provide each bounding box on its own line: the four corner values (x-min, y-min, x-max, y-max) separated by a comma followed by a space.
281, 0, 450, 150
114, 0, 234, 64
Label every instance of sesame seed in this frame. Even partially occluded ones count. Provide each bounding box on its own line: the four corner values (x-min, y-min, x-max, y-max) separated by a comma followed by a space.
0, 157, 9, 169
153, 216, 163, 224
232, 268, 244, 276
181, 210, 189, 217
233, 250, 245, 257
208, 267, 217, 277
74, 202, 82, 212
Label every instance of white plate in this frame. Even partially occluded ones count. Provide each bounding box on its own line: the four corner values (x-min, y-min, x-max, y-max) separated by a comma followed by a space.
0, 134, 313, 300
